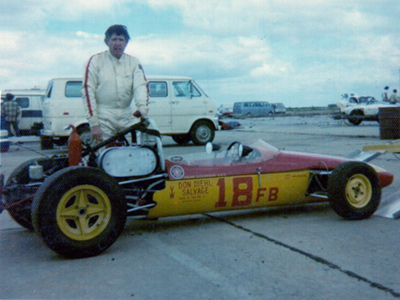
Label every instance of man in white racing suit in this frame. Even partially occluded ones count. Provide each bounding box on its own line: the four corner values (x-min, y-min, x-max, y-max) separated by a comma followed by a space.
82, 24, 148, 141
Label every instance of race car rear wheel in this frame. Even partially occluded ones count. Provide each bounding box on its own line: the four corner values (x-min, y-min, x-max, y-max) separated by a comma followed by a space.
328, 162, 381, 220
32, 167, 127, 258
4, 157, 68, 230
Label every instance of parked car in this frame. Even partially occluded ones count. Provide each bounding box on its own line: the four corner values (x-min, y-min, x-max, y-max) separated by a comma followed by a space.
336, 94, 377, 113
1, 88, 45, 136
40, 76, 219, 149
219, 107, 233, 118
272, 103, 286, 114
233, 101, 274, 117
343, 101, 399, 125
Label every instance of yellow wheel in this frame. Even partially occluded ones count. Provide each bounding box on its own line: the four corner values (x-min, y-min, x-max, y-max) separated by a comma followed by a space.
32, 167, 126, 258
345, 174, 372, 209
56, 185, 112, 241
328, 162, 381, 220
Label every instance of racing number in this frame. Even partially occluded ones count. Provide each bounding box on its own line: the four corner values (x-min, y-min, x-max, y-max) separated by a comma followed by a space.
215, 177, 279, 208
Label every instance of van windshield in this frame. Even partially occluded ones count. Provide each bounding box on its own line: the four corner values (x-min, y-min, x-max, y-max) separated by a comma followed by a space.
173, 81, 201, 98
46, 82, 53, 98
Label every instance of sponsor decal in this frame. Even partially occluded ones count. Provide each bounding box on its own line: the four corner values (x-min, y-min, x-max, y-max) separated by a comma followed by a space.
170, 165, 185, 179
170, 156, 183, 162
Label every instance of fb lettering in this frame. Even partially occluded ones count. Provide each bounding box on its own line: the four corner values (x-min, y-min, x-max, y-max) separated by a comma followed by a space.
215, 177, 279, 208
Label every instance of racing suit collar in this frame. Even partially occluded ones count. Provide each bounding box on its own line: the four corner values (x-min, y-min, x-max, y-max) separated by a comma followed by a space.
106, 50, 126, 63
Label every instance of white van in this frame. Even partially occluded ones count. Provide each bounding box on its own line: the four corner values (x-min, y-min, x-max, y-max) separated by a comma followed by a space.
40, 76, 219, 149
1, 88, 45, 136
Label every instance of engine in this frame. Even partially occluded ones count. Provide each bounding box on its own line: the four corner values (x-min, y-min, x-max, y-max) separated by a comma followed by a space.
98, 146, 159, 177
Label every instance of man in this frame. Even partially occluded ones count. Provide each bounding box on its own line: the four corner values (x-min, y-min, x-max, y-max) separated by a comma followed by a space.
382, 86, 390, 102
82, 24, 148, 141
2, 93, 20, 137
389, 89, 399, 104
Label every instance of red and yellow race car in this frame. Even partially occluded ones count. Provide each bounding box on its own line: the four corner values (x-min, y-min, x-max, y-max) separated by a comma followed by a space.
0, 119, 393, 258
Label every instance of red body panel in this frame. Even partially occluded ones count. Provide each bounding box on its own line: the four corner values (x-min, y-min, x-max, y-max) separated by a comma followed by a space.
165, 150, 393, 188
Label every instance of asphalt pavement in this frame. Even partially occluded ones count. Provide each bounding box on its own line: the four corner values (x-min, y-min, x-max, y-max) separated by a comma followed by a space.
1, 115, 399, 299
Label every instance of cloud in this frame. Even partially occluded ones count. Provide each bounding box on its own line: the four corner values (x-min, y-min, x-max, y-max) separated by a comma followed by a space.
1, 0, 400, 106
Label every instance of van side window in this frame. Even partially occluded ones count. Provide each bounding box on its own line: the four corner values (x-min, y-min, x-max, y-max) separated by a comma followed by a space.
173, 81, 201, 98
15, 97, 29, 108
65, 81, 83, 98
148, 82, 168, 97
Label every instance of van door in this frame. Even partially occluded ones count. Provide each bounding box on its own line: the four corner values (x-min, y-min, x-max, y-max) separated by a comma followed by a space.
170, 80, 206, 132
15, 96, 43, 134
42, 79, 84, 138
147, 81, 172, 132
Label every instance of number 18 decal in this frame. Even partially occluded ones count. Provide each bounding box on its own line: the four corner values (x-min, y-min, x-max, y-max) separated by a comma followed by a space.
215, 177, 279, 208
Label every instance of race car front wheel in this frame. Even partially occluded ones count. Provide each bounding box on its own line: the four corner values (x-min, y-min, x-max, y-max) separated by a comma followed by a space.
32, 167, 127, 258
328, 162, 381, 220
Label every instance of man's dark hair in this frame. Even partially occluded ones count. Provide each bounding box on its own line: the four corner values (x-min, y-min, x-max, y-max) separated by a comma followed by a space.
5, 93, 14, 101
105, 25, 130, 42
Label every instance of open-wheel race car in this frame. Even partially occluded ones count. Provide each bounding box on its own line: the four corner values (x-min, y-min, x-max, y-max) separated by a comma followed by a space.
0, 119, 394, 258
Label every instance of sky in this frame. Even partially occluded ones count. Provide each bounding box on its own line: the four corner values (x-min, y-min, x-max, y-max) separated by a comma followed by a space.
1, 0, 400, 107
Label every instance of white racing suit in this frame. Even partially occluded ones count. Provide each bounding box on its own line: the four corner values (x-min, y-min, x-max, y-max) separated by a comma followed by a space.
82, 50, 148, 140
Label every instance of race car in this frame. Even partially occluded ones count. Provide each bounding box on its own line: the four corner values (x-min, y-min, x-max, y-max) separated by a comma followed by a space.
0, 119, 394, 258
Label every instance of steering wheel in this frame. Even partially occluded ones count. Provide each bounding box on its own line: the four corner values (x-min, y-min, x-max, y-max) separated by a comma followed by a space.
225, 141, 243, 161
227, 141, 240, 150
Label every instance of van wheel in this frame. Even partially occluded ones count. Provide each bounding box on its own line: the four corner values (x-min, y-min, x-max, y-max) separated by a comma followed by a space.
40, 136, 54, 150
32, 167, 127, 258
190, 121, 215, 145
172, 134, 191, 145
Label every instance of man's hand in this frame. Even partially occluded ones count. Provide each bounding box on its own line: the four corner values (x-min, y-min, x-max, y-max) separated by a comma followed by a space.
133, 110, 147, 122
91, 125, 103, 141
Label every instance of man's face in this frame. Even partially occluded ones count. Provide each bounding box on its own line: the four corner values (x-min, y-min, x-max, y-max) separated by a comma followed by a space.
105, 33, 127, 59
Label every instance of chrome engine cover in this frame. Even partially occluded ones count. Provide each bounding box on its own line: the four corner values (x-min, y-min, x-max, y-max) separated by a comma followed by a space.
98, 146, 158, 177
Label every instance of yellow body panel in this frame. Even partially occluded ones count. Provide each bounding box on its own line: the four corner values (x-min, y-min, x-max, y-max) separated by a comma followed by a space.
363, 142, 400, 153
148, 170, 323, 218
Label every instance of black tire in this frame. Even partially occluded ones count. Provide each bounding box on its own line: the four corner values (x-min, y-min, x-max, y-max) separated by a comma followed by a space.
172, 134, 191, 145
4, 157, 68, 230
348, 111, 363, 125
190, 121, 215, 145
328, 162, 381, 220
40, 136, 54, 150
32, 167, 127, 258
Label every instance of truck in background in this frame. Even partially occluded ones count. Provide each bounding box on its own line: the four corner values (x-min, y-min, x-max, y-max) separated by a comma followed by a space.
40, 76, 219, 149
1, 88, 45, 136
